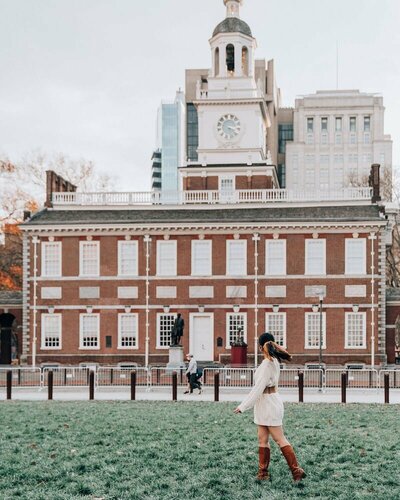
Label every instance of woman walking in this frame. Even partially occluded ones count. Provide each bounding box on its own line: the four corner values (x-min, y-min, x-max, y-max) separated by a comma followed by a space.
234, 333, 306, 483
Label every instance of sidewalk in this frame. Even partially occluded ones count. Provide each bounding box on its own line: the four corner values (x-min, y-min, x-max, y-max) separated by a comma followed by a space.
2, 387, 400, 404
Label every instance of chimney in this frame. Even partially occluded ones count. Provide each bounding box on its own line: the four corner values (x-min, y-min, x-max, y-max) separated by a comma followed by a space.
45, 170, 77, 208
369, 164, 381, 204
23, 210, 31, 221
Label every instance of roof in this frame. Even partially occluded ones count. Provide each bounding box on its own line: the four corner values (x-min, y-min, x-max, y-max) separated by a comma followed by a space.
23, 205, 383, 227
0, 291, 23, 305
386, 288, 400, 302
213, 17, 252, 37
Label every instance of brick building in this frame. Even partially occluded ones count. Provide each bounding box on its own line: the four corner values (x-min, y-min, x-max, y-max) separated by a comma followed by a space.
20, 165, 390, 368
17, 0, 395, 368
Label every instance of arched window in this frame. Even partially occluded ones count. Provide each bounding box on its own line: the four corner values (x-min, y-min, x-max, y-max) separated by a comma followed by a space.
215, 48, 220, 76
226, 44, 235, 73
242, 46, 249, 76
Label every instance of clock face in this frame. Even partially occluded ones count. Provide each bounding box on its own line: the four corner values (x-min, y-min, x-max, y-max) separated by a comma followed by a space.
217, 114, 241, 140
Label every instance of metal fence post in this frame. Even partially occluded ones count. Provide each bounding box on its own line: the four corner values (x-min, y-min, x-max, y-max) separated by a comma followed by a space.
172, 372, 178, 401
298, 371, 304, 403
214, 372, 220, 402
48, 370, 53, 400
384, 373, 389, 404
6, 370, 12, 400
89, 371, 95, 400
341, 372, 347, 404
131, 371, 136, 401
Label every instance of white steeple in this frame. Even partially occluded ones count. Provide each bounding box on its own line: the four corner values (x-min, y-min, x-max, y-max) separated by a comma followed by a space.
224, 0, 243, 18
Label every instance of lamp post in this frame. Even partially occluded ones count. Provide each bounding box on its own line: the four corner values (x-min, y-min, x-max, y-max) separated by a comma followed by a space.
312, 295, 324, 391
318, 296, 323, 378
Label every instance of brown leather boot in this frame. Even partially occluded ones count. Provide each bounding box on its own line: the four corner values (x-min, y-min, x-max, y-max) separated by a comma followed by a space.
280, 445, 306, 482
256, 446, 271, 481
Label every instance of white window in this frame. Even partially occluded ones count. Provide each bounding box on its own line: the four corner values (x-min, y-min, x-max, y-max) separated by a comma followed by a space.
320, 155, 329, 165
362, 153, 372, 164
305, 312, 326, 349
226, 240, 247, 276
220, 176, 234, 192
266, 240, 286, 276
349, 116, 357, 132
345, 312, 366, 348
334, 154, 344, 164
305, 169, 315, 188
266, 313, 286, 348
335, 133, 342, 145
192, 240, 212, 276
41, 242, 62, 277
345, 239, 366, 275
80, 314, 100, 349
335, 117, 342, 131
226, 313, 247, 347
364, 116, 371, 132
118, 241, 138, 276
364, 133, 370, 144
321, 117, 328, 132
334, 166, 344, 189
157, 313, 176, 349
157, 241, 177, 276
118, 314, 138, 349
80, 241, 99, 277
307, 117, 314, 133
41, 314, 62, 349
319, 166, 329, 190
349, 153, 358, 164
219, 176, 235, 202
305, 240, 326, 275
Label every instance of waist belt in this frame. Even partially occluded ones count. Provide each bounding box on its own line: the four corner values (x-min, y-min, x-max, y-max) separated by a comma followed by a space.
263, 386, 277, 394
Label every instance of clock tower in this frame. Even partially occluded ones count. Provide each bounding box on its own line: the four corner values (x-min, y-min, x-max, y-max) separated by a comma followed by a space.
195, 0, 270, 166
181, 0, 278, 194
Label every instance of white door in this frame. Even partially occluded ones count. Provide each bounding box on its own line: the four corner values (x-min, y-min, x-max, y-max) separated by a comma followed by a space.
190, 314, 214, 361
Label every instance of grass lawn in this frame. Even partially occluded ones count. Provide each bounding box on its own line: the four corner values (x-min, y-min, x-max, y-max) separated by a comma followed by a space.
0, 402, 399, 500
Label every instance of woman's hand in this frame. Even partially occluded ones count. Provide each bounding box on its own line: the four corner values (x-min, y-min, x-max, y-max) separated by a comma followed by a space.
234, 407, 242, 414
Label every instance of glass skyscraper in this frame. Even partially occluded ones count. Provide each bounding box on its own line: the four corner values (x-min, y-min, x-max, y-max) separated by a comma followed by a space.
153, 91, 186, 195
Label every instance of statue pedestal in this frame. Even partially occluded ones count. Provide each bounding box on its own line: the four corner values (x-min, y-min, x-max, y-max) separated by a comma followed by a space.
167, 346, 186, 371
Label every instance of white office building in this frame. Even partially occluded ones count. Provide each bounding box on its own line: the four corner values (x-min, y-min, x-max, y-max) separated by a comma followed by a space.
285, 90, 393, 192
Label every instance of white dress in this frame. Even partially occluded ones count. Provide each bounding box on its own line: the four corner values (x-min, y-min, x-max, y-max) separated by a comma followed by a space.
237, 358, 284, 426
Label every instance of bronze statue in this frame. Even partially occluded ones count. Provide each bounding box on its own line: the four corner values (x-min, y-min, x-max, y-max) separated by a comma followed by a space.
170, 313, 184, 346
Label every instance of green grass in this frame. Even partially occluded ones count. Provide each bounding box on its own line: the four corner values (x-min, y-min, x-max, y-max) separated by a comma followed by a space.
0, 402, 399, 500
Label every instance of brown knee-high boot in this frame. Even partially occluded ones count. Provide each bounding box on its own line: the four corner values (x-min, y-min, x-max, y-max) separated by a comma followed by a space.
256, 446, 271, 481
280, 445, 306, 482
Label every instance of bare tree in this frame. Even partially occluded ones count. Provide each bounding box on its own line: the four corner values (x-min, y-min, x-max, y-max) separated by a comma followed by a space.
0, 151, 114, 290
346, 165, 393, 201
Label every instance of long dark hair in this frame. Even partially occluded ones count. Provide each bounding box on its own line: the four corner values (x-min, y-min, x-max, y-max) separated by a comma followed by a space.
258, 332, 292, 363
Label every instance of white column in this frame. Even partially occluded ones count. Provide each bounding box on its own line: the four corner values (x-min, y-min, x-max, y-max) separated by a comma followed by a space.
144, 235, 152, 368
248, 46, 254, 77
252, 233, 260, 367
220, 44, 227, 77
32, 236, 39, 367
235, 43, 242, 76
369, 232, 377, 367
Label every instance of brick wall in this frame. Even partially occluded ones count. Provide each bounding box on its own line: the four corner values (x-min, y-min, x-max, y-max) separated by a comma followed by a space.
24, 229, 385, 366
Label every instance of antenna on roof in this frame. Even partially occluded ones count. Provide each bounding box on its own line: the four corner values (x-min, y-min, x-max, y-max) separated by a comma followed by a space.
336, 41, 339, 90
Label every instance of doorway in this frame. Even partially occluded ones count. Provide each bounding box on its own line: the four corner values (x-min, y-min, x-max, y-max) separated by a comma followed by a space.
190, 313, 214, 361
0, 313, 16, 365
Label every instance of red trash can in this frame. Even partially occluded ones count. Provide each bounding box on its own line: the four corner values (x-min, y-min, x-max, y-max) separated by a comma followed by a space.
231, 345, 248, 366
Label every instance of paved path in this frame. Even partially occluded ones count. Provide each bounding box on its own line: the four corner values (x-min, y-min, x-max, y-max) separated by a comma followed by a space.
2, 387, 400, 404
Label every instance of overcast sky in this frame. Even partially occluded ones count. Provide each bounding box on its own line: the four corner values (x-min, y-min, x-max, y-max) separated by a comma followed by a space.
0, 0, 399, 191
